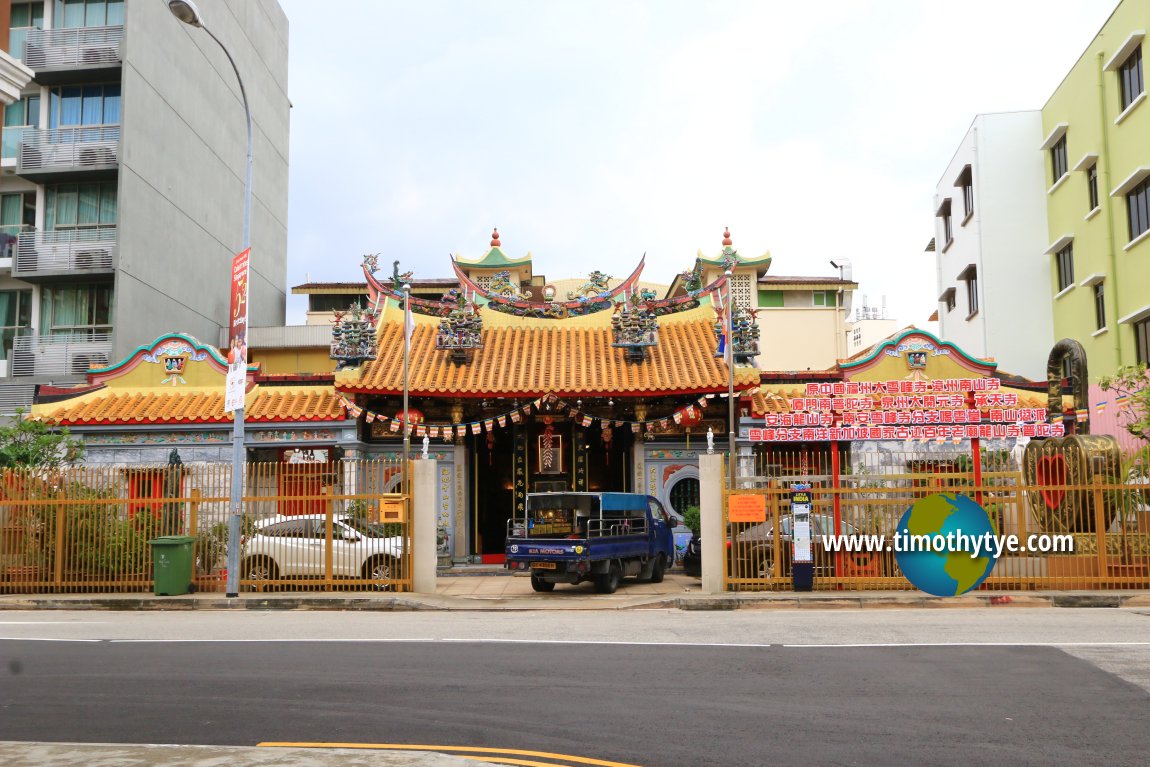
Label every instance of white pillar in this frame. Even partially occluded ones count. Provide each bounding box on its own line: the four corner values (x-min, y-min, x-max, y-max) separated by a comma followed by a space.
0, 52, 34, 106
699, 452, 725, 594
412, 458, 438, 594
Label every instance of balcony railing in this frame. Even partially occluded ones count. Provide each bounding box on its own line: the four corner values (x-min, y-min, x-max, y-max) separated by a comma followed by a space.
14, 228, 117, 277
22, 25, 123, 71
18, 126, 120, 175
11, 331, 113, 378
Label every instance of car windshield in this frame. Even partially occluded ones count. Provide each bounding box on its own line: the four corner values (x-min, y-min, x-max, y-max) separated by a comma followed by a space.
342, 517, 397, 538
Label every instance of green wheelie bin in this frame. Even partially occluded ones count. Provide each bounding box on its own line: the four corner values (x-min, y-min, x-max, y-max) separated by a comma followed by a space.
149, 535, 196, 596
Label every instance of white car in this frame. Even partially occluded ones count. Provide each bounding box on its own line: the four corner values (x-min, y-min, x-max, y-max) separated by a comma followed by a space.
239, 513, 404, 588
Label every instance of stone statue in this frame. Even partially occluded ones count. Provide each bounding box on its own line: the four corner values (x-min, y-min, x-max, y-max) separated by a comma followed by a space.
707, 427, 715, 454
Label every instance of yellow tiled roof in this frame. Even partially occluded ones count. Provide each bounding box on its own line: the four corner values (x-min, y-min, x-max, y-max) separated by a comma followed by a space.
340, 315, 759, 397
34, 386, 345, 426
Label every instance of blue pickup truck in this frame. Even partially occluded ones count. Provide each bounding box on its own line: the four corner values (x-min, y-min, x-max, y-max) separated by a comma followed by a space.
505, 492, 677, 593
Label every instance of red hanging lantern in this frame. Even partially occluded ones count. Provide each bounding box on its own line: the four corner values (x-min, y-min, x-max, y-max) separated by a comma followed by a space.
396, 408, 425, 426
679, 405, 704, 428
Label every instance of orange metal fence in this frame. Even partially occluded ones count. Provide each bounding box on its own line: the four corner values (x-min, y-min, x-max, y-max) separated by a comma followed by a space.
728, 444, 1150, 591
0, 459, 410, 594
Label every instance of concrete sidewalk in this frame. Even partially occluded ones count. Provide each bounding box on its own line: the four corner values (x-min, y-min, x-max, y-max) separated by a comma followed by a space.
3, 572, 1149, 610
0, 742, 500, 767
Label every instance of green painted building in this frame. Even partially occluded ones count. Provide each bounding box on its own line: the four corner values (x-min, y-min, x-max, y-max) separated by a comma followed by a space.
1041, 0, 1149, 378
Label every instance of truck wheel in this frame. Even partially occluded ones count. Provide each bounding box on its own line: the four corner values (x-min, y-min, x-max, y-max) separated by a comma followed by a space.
530, 574, 555, 592
594, 564, 621, 594
650, 554, 666, 584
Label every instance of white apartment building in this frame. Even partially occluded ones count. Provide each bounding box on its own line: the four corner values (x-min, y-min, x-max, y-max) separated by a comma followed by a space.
933, 111, 1054, 378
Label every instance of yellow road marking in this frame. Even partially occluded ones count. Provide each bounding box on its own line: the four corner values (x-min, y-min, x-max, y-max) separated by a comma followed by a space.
258, 742, 644, 767
458, 758, 605, 767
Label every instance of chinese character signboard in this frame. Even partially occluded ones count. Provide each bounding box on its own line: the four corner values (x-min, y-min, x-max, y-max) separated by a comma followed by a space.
748, 378, 1066, 442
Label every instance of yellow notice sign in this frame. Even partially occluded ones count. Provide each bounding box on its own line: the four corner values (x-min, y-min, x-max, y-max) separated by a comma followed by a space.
728, 494, 767, 523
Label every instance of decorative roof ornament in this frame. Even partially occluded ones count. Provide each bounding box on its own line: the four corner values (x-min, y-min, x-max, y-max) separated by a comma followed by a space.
436, 292, 483, 364
488, 270, 526, 300
611, 292, 659, 363
719, 228, 740, 271
568, 270, 612, 301
715, 303, 761, 364
391, 260, 414, 291
331, 302, 379, 370
362, 252, 380, 275
490, 227, 501, 247
678, 260, 704, 295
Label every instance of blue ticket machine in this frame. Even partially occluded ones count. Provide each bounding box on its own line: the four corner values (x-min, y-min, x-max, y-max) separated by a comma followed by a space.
791, 483, 814, 592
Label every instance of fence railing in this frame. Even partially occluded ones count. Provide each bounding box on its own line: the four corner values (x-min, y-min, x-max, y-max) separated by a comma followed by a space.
10, 331, 114, 378
18, 125, 121, 174
23, 25, 123, 70
0, 459, 410, 594
15, 227, 118, 275
728, 442, 1150, 591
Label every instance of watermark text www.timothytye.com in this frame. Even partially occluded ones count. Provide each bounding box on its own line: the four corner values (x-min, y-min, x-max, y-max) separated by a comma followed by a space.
821, 530, 1075, 559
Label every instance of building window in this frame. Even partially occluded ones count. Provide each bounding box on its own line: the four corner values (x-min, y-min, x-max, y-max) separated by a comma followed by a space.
1051, 135, 1068, 185
1128, 177, 1150, 241
2, 94, 40, 160
944, 290, 956, 313
8, 2, 44, 61
44, 182, 117, 230
1055, 244, 1075, 292
811, 290, 837, 308
53, 0, 124, 29
0, 192, 36, 258
1093, 282, 1106, 330
957, 166, 974, 219
1087, 163, 1099, 212
1119, 44, 1144, 111
937, 198, 953, 246
39, 283, 113, 337
957, 268, 979, 317
308, 294, 369, 313
0, 290, 32, 362
1136, 317, 1150, 365
48, 84, 121, 129
757, 290, 784, 308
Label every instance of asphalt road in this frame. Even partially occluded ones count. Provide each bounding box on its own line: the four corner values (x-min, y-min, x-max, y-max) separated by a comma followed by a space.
2, 609, 1149, 767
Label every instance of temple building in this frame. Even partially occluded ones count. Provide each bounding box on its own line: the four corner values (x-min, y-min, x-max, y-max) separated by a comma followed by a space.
33, 229, 777, 563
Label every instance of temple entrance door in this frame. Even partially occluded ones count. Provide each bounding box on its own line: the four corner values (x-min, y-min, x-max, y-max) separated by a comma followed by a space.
584, 423, 633, 492
470, 427, 515, 563
277, 448, 331, 516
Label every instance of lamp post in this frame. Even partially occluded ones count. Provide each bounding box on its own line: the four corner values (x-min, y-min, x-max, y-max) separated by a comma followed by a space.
169, 0, 253, 598
725, 269, 736, 490
402, 283, 412, 480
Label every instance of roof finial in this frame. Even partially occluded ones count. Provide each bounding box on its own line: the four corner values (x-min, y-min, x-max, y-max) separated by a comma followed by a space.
491, 227, 501, 247
722, 227, 732, 247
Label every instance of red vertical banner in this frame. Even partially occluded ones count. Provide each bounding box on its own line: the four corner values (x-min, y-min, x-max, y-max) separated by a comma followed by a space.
228, 248, 251, 363
224, 248, 251, 413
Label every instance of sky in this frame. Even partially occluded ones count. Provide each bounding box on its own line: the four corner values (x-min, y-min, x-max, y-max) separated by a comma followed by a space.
277, 0, 1120, 328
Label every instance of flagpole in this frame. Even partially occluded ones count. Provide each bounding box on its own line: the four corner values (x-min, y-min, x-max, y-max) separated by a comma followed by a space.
402, 283, 411, 490
725, 269, 735, 491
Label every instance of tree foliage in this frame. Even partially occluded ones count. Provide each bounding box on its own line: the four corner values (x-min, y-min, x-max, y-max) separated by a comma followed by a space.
1099, 365, 1150, 444
0, 410, 84, 469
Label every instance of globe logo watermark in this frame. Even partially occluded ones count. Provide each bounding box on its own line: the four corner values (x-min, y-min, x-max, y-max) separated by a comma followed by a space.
894, 493, 998, 597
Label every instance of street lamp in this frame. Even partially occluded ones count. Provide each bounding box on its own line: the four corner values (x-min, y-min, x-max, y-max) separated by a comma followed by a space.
724, 269, 735, 490
169, 0, 253, 598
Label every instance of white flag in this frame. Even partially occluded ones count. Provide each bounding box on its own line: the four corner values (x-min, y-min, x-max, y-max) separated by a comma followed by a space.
404, 299, 415, 342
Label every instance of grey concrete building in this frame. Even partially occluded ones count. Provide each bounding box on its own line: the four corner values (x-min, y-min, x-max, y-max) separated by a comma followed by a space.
0, 0, 289, 415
